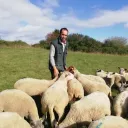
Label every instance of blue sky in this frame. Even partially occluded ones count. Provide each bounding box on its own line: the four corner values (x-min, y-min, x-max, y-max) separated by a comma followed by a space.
0, 0, 128, 44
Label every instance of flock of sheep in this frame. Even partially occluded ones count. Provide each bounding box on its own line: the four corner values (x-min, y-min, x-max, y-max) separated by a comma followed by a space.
0, 66, 128, 128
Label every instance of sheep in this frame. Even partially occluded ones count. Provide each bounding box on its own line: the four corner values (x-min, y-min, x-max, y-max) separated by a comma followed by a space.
74, 69, 106, 84
118, 67, 128, 74
14, 76, 58, 96
41, 71, 74, 128
0, 112, 32, 128
88, 116, 128, 128
96, 69, 108, 78
67, 77, 84, 102
96, 69, 119, 77
118, 67, 128, 83
81, 74, 106, 84
106, 72, 127, 92
57, 91, 111, 128
96, 69, 121, 87
113, 90, 128, 118
67, 66, 111, 96
0, 89, 43, 128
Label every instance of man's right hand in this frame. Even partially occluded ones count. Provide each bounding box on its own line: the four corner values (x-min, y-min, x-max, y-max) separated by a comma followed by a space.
53, 66, 59, 77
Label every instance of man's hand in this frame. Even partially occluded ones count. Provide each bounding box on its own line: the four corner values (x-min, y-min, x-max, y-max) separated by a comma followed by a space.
53, 66, 59, 77
64, 66, 67, 70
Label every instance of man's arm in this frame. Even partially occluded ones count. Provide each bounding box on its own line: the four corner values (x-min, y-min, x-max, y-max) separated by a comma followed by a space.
49, 44, 59, 76
50, 44, 55, 67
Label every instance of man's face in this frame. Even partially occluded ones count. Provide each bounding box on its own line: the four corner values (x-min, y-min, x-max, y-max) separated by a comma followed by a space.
60, 30, 68, 42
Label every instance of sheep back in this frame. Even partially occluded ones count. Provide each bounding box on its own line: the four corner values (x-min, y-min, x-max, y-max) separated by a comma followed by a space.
0, 89, 39, 121
58, 92, 111, 128
0, 112, 32, 128
88, 116, 128, 128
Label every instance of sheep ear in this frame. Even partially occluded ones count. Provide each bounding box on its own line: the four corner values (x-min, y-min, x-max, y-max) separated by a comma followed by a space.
97, 69, 101, 72
125, 68, 128, 72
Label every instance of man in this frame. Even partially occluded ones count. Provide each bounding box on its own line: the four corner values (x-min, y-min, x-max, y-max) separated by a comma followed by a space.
49, 28, 69, 79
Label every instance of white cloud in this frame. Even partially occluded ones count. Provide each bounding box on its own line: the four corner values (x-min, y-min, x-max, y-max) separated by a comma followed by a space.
124, 22, 128, 28
0, 0, 128, 44
64, 6, 128, 28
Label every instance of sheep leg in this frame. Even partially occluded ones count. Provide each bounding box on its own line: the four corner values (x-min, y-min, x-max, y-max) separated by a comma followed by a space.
48, 105, 55, 128
54, 106, 65, 124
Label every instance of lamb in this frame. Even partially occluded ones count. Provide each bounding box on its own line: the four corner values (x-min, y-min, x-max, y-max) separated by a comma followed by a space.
118, 67, 128, 83
14, 76, 58, 96
41, 71, 74, 128
57, 91, 111, 128
88, 116, 128, 128
0, 112, 32, 128
118, 67, 128, 74
113, 90, 128, 118
67, 66, 111, 96
96, 69, 113, 86
106, 72, 127, 92
96, 69, 120, 86
0, 89, 43, 128
67, 77, 84, 102
96, 69, 119, 78
96, 69, 108, 78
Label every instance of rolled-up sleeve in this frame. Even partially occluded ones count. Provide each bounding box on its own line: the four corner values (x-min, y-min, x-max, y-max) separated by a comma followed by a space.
49, 44, 55, 67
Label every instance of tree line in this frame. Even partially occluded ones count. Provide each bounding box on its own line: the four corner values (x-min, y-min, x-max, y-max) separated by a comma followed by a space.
38, 29, 128, 55
0, 29, 128, 54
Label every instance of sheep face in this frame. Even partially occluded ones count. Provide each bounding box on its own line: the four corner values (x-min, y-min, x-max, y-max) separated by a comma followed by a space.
118, 67, 128, 74
31, 120, 44, 128
67, 66, 75, 74
119, 83, 128, 92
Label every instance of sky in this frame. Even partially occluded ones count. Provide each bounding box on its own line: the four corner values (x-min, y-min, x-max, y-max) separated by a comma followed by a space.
0, 0, 128, 44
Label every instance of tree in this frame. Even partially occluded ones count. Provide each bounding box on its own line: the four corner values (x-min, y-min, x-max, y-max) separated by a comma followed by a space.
67, 33, 84, 51
102, 36, 128, 54
103, 36, 127, 47
45, 29, 59, 44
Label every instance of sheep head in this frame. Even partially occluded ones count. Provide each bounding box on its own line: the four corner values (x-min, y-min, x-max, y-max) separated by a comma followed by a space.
31, 120, 44, 128
66, 66, 75, 74
118, 67, 128, 74
61, 71, 74, 81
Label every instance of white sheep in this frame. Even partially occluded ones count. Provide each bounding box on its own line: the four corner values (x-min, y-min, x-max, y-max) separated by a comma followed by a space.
88, 116, 128, 128
41, 71, 74, 128
96, 69, 120, 87
57, 91, 111, 128
67, 77, 84, 102
14, 76, 58, 96
81, 74, 106, 84
67, 66, 111, 96
118, 67, 128, 82
0, 89, 43, 128
96, 69, 112, 86
0, 112, 32, 128
106, 72, 127, 92
96, 69, 108, 78
113, 90, 128, 118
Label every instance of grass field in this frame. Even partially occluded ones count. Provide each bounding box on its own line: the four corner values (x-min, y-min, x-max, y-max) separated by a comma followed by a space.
0, 47, 128, 95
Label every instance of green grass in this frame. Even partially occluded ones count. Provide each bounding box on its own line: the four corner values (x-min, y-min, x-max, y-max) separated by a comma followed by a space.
0, 47, 128, 95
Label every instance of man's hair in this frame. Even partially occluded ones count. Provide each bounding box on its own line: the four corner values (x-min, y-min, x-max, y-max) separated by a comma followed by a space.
60, 28, 68, 34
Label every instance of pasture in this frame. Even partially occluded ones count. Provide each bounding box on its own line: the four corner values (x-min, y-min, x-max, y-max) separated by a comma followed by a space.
0, 47, 128, 95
